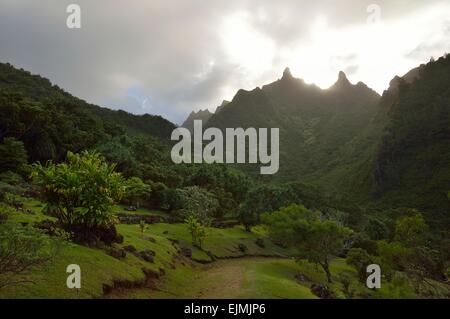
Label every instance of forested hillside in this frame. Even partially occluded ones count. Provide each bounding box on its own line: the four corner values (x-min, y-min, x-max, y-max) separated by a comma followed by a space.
206, 68, 381, 183
202, 58, 450, 226
0, 62, 175, 163
1, 59, 449, 300
373, 56, 450, 215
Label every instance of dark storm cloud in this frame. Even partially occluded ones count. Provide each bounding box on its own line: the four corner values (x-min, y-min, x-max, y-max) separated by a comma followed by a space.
0, 0, 448, 124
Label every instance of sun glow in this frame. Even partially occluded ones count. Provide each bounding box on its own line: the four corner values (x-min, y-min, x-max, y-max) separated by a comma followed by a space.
220, 12, 276, 79
219, 3, 450, 94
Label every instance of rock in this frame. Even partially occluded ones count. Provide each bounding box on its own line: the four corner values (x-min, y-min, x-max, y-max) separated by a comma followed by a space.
68, 224, 122, 246
139, 249, 156, 262
142, 267, 160, 279
238, 243, 248, 253
114, 234, 124, 244
294, 273, 311, 283
212, 220, 240, 228
102, 283, 113, 295
310, 283, 335, 299
108, 247, 126, 259
255, 238, 265, 248
34, 219, 57, 235
117, 214, 163, 225
145, 236, 156, 243
180, 247, 192, 258
123, 245, 137, 253
125, 206, 137, 212
206, 250, 216, 261
94, 239, 107, 250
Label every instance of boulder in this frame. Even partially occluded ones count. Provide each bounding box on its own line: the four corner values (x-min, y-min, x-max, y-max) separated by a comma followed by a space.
142, 267, 160, 279
34, 219, 57, 235
180, 247, 192, 258
139, 249, 156, 263
102, 283, 113, 295
294, 273, 311, 283
108, 247, 126, 259
255, 238, 265, 248
238, 243, 248, 253
114, 234, 124, 244
123, 245, 137, 253
145, 236, 156, 243
310, 283, 335, 299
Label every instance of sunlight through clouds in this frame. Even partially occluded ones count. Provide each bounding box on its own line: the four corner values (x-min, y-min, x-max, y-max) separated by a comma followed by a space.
220, 2, 450, 94
1, 0, 449, 122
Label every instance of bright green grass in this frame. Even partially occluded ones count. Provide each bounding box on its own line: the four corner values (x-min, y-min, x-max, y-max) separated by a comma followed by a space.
2, 197, 448, 299
145, 223, 293, 261
129, 257, 368, 299
0, 200, 178, 299
0, 239, 153, 298
0, 200, 294, 299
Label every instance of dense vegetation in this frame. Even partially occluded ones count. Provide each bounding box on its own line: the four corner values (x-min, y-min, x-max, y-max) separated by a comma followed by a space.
0, 58, 449, 299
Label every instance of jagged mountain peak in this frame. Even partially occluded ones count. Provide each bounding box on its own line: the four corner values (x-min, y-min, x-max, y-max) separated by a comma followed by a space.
332, 71, 351, 88
182, 108, 213, 130
215, 100, 230, 114
282, 67, 293, 80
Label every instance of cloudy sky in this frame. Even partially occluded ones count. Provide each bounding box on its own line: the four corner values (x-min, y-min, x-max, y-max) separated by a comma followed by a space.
1, 0, 449, 124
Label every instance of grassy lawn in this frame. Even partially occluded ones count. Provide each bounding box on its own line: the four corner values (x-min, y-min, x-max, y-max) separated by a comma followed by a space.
5, 197, 428, 299
0, 198, 303, 299
144, 223, 293, 262
126, 257, 369, 299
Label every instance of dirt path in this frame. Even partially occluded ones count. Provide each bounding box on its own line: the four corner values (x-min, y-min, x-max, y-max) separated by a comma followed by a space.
107, 257, 312, 299
193, 260, 250, 298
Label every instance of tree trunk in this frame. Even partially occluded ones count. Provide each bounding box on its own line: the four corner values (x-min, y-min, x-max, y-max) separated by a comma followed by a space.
320, 260, 333, 283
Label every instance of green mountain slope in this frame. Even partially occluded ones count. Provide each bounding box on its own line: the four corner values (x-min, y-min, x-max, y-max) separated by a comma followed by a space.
206, 67, 381, 184
202, 58, 450, 223
0, 62, 175, 162
373, 55, 450, 215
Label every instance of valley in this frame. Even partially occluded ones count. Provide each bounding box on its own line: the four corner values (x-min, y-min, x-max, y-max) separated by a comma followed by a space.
1, 55, 450, 299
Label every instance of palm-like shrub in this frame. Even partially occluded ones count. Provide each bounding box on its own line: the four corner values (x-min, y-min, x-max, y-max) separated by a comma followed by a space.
32, 151, 126, 230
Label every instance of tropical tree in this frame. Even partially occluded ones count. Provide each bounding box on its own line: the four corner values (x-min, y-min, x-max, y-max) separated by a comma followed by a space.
394, 212, 428, 247
0, 137, 27, 173
124, 177, 151, 208
346, 248, 373, 282
31, 151, 126, 232
239, 184, 300, 231
186, 215, 208, 249
178, 186, 219, 223
263, 204, 352, 283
